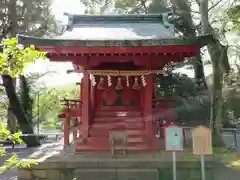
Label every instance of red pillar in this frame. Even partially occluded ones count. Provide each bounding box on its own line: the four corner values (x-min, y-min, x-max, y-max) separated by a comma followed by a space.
90, 84, 96, 124
80, 78, 83, 101
143, 75, 153, 135
81, 70, 90, 138
64, 108, 70, 146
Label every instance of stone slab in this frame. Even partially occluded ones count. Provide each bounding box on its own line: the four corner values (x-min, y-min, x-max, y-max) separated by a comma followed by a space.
74, 168, 159, 180
18, 169, 32, 179
117, 169, 159, 180
75, 169, 117, 180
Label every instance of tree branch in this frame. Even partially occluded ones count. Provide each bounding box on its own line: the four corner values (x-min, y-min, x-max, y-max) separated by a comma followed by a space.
208, 0, 222, 11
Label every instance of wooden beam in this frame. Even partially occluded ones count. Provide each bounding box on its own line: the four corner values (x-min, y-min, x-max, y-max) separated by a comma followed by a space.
39, 45, 199, 55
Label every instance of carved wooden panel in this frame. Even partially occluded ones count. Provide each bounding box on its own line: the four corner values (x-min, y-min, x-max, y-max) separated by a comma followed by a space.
96, 76, 141, 110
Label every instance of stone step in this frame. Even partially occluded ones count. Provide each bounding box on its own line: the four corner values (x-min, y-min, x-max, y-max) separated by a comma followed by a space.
74, 169, 159, 180
96, 111, 142, 117
91, 121, 144, 129
93, 116, 144, 122
76, 136, 146, 146
75, 142, 151, 152
89, 128, 147, 137
74, 136, 152, 152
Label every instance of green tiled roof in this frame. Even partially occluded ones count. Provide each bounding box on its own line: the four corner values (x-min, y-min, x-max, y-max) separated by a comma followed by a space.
63, 13, 175, 40
17, 14, 213, 47
17, 34, 213, 47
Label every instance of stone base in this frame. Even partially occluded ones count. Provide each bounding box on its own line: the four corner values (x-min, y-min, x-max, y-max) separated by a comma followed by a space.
75, 169, 159, 180
17, 152, 239, 180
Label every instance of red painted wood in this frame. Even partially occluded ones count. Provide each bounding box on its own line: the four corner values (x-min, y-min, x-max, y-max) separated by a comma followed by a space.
68, 110, 82, 117
91, 121, 144, 130
58, 113, 66, 119
81, 71, 90, 137
39, 45, 199, 54
77, 122, 160, 152
90, 84, 96, 124
143, 76, 154, 136
48, 55, 185, 70
95, 76, 142, 111
153, 82, 157, 100
63, 114, 70, 145
93, 116, 144, 122
75, 139, 157, 152
75, 145, 151, 152
102, 88, 117, 105
95, 110, 142, 117
89, 128, 148, 137
97, 106, 141, 111
80, 80, 83, 101
86, 55, 182, 67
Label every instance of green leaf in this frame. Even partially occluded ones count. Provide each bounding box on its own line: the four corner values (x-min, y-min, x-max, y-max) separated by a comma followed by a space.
0, 38, 46, 76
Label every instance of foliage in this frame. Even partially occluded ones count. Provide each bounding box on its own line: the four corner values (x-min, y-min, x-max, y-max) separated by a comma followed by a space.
0, 122, 37, 173
227, 3, 240, 31
222, 70, 240, 124
0, 38, 46, 172
81, 0, 170, 13
0, 0, 64, 38
0, 38, 46, 76
0, 89, 8, 119
156, 73, 210, 124
38, 85, 80, 130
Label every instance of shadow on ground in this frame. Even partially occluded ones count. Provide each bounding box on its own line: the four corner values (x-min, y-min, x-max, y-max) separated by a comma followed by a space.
0, 139, 63, 180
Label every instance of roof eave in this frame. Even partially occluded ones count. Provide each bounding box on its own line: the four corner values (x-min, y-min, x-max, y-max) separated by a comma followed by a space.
17, 34, 213, 48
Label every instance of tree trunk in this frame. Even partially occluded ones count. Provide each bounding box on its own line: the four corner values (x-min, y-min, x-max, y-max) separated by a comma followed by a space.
19, 75, 34, 123
2, 75, 40, 147
2, 0, 39, 146
7, 106, 16, 134
211, 63, 225, 146
6, 0, 18, 135
170, 0, 207, 88
194, 53, 207, 88
198, 0, 230, 146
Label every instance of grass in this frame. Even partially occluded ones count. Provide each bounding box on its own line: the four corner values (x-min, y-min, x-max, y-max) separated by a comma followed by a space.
214, 147, 240, 169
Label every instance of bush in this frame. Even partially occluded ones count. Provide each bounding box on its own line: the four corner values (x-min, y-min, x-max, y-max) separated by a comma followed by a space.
0, 122, 37, 173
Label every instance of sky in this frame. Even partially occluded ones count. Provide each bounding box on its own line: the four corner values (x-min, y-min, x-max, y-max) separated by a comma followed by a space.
25, 0, 216, 87
25, 0, 85, 87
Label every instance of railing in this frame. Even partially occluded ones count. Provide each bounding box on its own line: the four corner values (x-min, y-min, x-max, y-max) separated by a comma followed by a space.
154, 125, 240, 150
182, 126, 240, 149
59, 99, 83, 146
61, 99, 83, 117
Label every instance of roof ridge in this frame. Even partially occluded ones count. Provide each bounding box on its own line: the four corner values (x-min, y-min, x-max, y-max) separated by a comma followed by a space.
65, 13, 173, 31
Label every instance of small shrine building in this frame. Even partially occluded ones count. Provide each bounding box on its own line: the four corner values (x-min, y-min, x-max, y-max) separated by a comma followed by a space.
17, 13, 212, 153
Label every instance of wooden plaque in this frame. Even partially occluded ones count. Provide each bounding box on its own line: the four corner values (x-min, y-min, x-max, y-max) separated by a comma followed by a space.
164, 124, 184, 152
192, 125, 212, 155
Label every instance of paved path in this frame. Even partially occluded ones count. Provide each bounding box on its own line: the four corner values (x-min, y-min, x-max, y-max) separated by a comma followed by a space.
0, 138, 63, 180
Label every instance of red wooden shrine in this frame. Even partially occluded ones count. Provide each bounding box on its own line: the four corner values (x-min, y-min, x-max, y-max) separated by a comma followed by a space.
18, 14, 211, 152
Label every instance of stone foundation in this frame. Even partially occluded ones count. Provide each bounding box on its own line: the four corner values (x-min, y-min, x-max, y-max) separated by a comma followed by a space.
17, 152, 237, 180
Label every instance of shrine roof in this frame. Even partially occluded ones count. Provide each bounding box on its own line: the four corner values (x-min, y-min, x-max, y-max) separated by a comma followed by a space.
62, 13, 175, 40
17, 14, 213, 47
17, 34, 212, 48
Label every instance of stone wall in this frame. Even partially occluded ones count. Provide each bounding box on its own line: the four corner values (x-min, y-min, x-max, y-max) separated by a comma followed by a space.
18, 160, 216, 180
